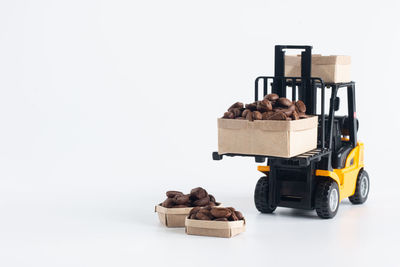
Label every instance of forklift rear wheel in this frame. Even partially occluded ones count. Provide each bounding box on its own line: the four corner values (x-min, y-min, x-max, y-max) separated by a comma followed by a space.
315, 179, 339, 219
349, 169, 369, 204
254, 176, 276, 213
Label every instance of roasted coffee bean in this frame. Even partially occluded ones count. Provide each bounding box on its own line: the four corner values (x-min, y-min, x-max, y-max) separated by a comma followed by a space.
245, 110, 253, 121
242, 109, 251, 118
257, 99, 273, 112
299, 114, 309, 119
223, 111, 234, 119
262, 111, 275, 120
189, 213, 197, 219
245, 103, 257, 111
295, 100, 306, 113
203, 205, 213, 210
229, 102, 244, 110
227, 207, 236, 212
252, 111, 262, 120
189, 206, 201, 216
195, 212, 212, 220
214, 218, 228, 221
265, 93, 279, 101
291, 110, 299, 120
190, 187, 208, 200
173, 194, 190, 205
230, 211, 239, 221
268, 112, 287, 120
166, 191, 183, 198
281, 105, 295, 116
210, 207, 232, 218
277, 97, 292, 107
208, 202, 216, 207
209, 194, 216, 203
193, 196, 210, 206
229, 108, 242, 117
234, 210, 244, 220
198, 208, 212, 216
162, 198, 174, 208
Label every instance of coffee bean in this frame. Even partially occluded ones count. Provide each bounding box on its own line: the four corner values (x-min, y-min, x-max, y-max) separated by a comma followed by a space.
193, 196, 210, 207
209, 194, 216, 203
210, 207, 232, 218
242, 109, 251, 118
166, 191, 183, 198
262, 111, 275, 120
257, 99, 273, 112
229, 102, 244, 110
229, 108, 241, 117
245, 103, 257, 111
173, 194, 190, 205
161, 198, 174, 208
189, 207, 201, 216
229, 211, 239, 221
295, 100, 306, 113
234, 210, 244, 220
245, 110, 253, 121
264, 93, 279, 101
299, 114, 309, 119
291, 110, 299, 120
281, 104, 295, 116
277, 97, 292, 107
268, 112, 287, 120
252, 111, 262, 120
223, 111, 234, 119
190, 187, 208, 200
195, 212, 212, 220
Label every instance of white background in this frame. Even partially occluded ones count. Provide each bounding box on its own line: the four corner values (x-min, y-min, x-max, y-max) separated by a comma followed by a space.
1, 0, 399, 266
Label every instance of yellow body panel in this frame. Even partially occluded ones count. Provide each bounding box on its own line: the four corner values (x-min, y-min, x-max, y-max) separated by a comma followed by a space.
258, 142, 365, 202
257, 165, 270, 174
316, 142, 364, 201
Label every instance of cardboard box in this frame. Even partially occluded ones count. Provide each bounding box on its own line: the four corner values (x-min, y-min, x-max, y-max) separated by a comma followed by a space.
155, 204, 221, 227
185, 217, 245, 238
285, 54, 351, 83
218, 116, 318, 158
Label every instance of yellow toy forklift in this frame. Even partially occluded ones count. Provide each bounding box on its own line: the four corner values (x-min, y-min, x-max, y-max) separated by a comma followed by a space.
213, 45, 369, 218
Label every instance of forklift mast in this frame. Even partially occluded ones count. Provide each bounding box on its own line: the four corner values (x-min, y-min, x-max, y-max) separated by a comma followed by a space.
273, 45, 316, 115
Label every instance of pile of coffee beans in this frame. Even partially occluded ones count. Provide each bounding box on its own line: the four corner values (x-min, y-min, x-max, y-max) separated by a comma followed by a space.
189, 206, 244, 221
160, 187, 219, 208
222, 93, 309, 121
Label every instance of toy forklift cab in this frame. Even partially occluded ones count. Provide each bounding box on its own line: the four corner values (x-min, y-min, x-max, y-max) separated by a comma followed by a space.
214, 45, 369, 219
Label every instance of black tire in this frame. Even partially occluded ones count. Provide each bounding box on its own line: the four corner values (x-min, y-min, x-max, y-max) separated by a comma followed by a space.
254, 176, 276, 213
349, 169, 369, 204
315, 179, 340, 219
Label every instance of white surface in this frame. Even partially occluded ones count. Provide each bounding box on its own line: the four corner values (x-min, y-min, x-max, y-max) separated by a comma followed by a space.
0, 0, 399, 266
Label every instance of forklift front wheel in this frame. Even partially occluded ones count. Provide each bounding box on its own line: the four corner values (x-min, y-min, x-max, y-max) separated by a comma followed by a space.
315, 179, 340, 219
254, 176, 276, 213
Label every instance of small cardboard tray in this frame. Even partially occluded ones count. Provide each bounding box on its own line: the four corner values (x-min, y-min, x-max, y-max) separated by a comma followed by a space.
185, 217, 245, 238
155, 204, 221, 228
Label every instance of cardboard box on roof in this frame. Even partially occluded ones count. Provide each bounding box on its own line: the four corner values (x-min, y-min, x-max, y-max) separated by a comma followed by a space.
285, 54, 351, 83
217, 116, 318, 158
